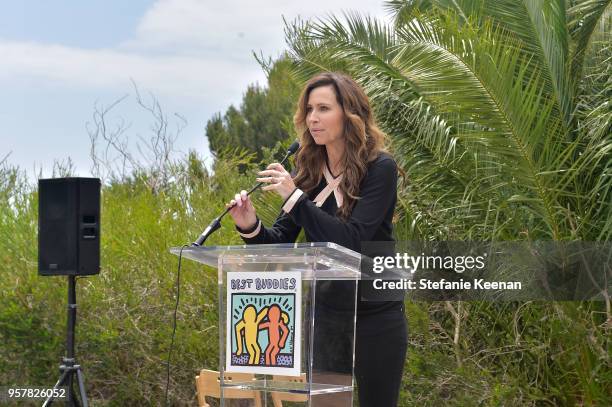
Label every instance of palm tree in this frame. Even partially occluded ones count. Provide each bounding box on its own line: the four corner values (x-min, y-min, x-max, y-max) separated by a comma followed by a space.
282, 1, 611, 405
283, 0, 611, 241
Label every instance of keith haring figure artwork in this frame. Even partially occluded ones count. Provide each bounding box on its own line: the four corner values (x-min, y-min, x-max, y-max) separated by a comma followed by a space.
226, 272, 302, 376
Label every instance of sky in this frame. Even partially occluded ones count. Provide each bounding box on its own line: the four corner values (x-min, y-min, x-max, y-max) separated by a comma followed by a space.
0, 0, 391, 178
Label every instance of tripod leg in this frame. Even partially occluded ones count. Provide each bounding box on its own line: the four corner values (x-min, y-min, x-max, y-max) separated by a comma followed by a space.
76, 368, 89, 407
42, 371, 70, 407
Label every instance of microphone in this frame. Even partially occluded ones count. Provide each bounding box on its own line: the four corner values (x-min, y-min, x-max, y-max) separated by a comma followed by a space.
192, 140, 300, 246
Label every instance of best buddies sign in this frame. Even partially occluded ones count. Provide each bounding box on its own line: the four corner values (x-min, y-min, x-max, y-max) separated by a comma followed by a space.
226, 272, 302, 376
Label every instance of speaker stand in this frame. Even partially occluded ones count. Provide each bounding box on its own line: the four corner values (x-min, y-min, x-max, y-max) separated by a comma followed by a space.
43, 276, 89, 407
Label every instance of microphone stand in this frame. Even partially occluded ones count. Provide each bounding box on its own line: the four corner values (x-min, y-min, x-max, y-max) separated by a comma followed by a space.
192, 143, 298, 246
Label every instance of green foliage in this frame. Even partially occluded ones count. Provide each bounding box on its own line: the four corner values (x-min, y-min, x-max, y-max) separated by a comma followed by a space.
284, 1, 611, 405
205, 54, 302, 161
0, 152, 271, 405
285, 0, 611, 241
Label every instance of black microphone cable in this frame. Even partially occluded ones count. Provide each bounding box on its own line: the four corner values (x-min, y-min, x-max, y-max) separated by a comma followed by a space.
164, 244, 188, 407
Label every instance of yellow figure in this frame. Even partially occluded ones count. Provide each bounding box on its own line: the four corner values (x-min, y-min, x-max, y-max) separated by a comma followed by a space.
235, 305, 268, 364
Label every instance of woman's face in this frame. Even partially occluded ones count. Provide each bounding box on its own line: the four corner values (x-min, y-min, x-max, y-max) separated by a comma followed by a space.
306, 85, 345, 148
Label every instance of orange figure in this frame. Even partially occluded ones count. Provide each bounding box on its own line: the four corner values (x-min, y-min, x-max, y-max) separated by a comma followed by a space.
259, 304, 290, 366
235, 305, 268, 364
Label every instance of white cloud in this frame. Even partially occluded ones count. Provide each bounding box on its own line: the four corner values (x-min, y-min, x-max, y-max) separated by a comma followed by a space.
0, 0, 392, 102
1, 0, 394, 176
0, 39, 264, 103
125, 0, 390, 56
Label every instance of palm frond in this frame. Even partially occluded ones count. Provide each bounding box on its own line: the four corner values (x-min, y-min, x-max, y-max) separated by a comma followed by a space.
394, 13, 573, 236
568, 0, 612, 87
389, 0, 574, 129
283, 7, 609, 240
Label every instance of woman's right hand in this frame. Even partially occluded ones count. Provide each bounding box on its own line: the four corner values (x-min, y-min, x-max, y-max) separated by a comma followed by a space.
227, 190, 258, 230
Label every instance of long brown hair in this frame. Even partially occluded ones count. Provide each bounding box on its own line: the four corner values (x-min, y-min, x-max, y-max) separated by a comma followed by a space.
293, 72, 390, 220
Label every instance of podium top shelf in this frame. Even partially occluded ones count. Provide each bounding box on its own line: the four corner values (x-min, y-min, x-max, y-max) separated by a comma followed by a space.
170, 242, 362, 280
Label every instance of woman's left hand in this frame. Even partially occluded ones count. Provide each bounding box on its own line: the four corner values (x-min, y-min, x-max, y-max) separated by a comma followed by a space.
257, 163, 296, 201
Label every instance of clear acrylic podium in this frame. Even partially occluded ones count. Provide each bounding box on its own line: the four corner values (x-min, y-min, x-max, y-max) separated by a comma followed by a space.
171, 242, 361, 406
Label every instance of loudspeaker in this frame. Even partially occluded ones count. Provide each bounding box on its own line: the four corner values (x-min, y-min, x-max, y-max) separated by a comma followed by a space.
38, 177, 101, 276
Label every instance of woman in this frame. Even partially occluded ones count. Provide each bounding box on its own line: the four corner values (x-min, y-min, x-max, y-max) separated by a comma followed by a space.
227, 72, 407, 407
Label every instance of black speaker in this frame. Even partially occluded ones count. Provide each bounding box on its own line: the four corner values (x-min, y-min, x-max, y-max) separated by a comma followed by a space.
38, 177, 101, 276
